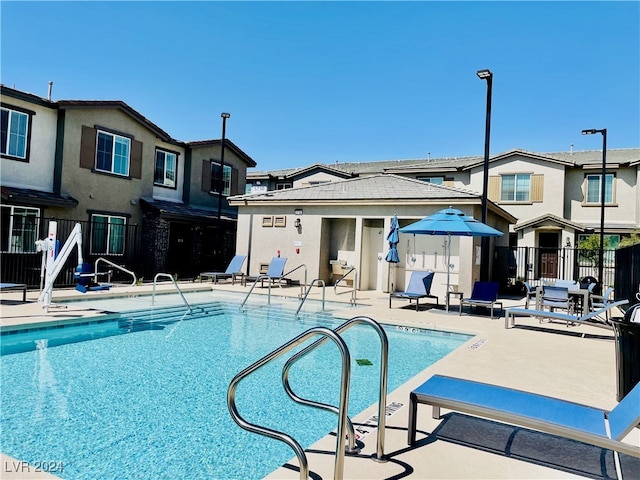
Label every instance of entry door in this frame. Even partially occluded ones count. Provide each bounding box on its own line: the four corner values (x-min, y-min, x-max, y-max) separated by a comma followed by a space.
168, 222, 194, 277
539, 232, 559, 278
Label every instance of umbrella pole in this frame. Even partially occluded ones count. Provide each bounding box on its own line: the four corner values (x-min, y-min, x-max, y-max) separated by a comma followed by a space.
446, 234, 452, 311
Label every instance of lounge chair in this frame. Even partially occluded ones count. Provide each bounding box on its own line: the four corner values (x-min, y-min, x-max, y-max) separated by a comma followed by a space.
389, 271, 439, 311
459, 281, 502, 318
244, 257, 288, 288
74, 263, 112, 293
0, 282, 27, 302
505, 299, 629, 330
407, 374, 640, 467
200, 255, 246, 285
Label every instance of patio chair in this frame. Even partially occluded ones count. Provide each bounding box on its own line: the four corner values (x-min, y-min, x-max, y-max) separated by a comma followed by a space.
459, 281, 502, 318
244, 257, 288, 288
540, 285, 573, 314
523, 281, 537, 309
389, 271, 439, 311
200, 255, 246, 285
407, 374, 640, 474
590, 286, 615, 323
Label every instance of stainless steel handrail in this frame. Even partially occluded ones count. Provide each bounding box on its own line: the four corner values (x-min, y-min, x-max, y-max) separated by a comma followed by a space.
334, 266, 358, 305
94, 257, 137, 286
282, 264, 307, 293
152, 273, 191, 312
281, 316, 389, 462
228, 327, 351, 480
295, 279, 325, 317
239, 274, 273, 311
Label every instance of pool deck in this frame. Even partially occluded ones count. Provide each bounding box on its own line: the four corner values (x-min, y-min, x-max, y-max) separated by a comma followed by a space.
1, 281, 638, 479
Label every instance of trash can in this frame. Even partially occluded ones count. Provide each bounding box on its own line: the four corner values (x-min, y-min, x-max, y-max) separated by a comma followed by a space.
610, 303, 640, 401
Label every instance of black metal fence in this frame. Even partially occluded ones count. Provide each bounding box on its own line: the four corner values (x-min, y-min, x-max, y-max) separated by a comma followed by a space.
495, 245, 616, 294
1, 217, 144, 288
614, 243, 640, 308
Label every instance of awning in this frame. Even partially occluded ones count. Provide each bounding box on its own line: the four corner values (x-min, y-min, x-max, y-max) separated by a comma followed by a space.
1, 186, 79, 208
140, 197, 236, 224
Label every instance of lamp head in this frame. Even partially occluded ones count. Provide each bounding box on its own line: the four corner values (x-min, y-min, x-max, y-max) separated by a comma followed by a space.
582, 129, 597, 135
476, 69, 493, 80
221, 113, 231, 119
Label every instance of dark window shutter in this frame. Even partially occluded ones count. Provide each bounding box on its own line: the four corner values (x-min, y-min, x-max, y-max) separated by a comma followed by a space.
80, 125, 96, 169
130, 139, 143, 179
201, 159, 211, 192
231, 167, 239, 195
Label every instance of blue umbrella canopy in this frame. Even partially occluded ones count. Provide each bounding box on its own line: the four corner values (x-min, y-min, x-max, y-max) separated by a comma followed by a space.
399, 207, 503, 310
385, 215, 400, 263
399, 207, 503, 237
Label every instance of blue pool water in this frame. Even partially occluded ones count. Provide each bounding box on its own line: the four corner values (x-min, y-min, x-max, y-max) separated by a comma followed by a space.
1, 294, 471, 479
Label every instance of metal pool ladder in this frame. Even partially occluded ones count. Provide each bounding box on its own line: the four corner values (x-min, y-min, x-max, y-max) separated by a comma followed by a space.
227, 316, 389, 480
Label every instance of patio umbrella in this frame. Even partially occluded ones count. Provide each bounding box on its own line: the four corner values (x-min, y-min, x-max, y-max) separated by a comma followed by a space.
399, 207, 503, 311
385, 215, 400, 291
385, 215, 400, 263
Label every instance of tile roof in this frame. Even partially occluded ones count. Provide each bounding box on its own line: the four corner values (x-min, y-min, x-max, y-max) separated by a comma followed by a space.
248, 148, 640, 177
230, 173, 479, 203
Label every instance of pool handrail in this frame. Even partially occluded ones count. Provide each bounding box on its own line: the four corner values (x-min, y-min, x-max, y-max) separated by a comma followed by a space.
334, 266, 358, 305
282, 263, 307, 293
227, 326, 351, 480
295, 278, 325, 317
281, 316, 389, 462
94, 257, 137, 286
239, 274, 274, 311
152, 273, 191, 312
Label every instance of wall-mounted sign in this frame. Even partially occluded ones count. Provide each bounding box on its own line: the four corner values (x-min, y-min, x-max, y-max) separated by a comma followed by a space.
294, 209, 303, 215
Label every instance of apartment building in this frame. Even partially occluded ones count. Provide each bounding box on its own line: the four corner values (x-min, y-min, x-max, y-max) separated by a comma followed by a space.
1, 85, 255, 284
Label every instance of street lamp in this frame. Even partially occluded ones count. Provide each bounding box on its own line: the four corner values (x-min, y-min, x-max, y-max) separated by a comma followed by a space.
217, 113, 231, 221
581, 128, 607, 289
477, 68, 493, 281
217, 113, 231, 259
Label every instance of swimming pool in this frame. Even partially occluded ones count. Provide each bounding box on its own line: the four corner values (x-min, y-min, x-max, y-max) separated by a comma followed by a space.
1, 293, 471, 479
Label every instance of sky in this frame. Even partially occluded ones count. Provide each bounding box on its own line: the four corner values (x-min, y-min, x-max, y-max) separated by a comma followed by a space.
2, 1, 639, 172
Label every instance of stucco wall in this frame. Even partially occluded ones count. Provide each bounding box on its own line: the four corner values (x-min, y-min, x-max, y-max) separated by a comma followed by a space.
58, 107, 159, 225
234, 202, 506, 296
0, 98, 57, 191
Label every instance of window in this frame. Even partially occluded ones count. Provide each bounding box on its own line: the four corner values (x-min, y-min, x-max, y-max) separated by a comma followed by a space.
96, 130, 131, 176
585, 174, 614, 204
501, 174, 531, 202
154, 149, 177, 187
210, 162, 231, 195
276, 183, 292, 190
0, 206, 39, 253
1, 106, 30, 160
91, 214, 125, 255
417, 177, 444, 185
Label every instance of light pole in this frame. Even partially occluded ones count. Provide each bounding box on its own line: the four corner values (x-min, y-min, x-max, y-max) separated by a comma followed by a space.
477, 68, 493, 281
217, 113, 231, 258
581, 128, 607, 289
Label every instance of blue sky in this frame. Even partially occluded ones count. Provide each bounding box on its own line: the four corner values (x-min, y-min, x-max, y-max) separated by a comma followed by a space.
2, 1, 638, 171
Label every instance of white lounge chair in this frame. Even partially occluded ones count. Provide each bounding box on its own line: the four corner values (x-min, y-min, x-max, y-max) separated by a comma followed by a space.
505, 299, 628, 330
407, 374, 640, 469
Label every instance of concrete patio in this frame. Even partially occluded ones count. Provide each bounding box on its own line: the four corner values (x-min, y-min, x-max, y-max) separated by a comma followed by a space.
1, 281, 638, 479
